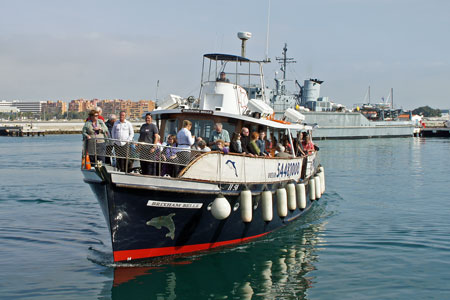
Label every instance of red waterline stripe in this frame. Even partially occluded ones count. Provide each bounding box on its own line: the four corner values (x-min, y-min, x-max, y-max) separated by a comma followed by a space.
113, 232, 270, 262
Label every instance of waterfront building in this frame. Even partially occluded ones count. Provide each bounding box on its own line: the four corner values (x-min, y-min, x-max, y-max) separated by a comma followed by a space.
10, 101, 44, 113
42, 101, 67, 115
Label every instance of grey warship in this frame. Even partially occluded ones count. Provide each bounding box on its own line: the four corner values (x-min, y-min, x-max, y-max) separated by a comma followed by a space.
250, 44, 415, 140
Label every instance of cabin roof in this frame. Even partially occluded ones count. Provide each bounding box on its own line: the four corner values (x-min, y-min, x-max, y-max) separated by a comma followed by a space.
151, 108, 311, 131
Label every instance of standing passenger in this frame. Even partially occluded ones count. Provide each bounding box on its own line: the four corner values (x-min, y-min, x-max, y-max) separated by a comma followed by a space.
176, 120, 195, 171
105, 114, 117, 165
138, 113, 159, 175
82, 109, 109, 163
256, 130, 269, 156
240, 127, 252, 155
112, 111, 135, 172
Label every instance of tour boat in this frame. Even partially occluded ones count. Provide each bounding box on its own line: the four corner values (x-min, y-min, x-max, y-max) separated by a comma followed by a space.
82, 39, 325, 262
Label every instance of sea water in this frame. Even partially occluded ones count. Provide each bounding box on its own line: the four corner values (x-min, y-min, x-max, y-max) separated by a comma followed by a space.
1, 135, 449, 299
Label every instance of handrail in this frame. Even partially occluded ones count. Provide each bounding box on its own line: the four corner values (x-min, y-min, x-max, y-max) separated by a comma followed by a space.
81, 137, 318, 178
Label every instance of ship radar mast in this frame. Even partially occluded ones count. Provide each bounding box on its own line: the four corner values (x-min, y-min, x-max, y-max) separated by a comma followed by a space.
238, 32, 252, 58
275, 43, 296, 95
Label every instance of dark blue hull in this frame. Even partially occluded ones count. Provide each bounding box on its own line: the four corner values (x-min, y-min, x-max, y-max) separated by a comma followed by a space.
84, 170, 317, 262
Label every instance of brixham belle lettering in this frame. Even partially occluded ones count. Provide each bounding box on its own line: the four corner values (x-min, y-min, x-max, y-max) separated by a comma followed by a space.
147, 200, 203, 209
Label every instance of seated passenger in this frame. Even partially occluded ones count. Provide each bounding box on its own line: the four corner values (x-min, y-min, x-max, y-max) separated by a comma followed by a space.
282, 136, 293, 155
197, 140, 211, 152
275, 143, 292, 158
212, 139, 229, 154
302, 134, 315, 154
229, 132, 242, 153
256, 130, 270, 156
209, 123, 230, 147
248, 132, 261, 156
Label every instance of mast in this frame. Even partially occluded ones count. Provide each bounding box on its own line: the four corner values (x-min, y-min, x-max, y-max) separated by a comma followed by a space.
391, 88, 394, 108
276, 43, 296, 81
275, 43, 296, 96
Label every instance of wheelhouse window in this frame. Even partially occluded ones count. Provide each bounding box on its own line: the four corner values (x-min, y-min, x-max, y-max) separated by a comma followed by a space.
163, 119, 178, 143
192, 119, 214, 143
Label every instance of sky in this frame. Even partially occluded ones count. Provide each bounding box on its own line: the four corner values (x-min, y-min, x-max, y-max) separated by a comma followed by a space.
0, 0, 449, 110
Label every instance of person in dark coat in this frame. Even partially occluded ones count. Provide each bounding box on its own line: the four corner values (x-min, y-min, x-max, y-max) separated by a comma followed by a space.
138, 113, 159, 175
240, 127, 253, 156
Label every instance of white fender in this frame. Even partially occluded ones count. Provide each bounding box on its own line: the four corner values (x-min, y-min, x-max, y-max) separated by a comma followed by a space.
286, 183, 296, 211
261, 191, 273, 222
296, 183, 306, 209
314, 175, 321, 200
309, 179, 316, 201
211, 195, 231, 220
276, 188, 288, 217
240, 190, 252, 223
319, 166, 325, 194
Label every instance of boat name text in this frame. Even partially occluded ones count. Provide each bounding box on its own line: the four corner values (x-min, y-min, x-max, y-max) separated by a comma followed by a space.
147, 200, 203, 209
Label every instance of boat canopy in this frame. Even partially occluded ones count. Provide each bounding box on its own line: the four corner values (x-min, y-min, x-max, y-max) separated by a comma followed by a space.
151, 109, 311, 131
204, 53, 252, 63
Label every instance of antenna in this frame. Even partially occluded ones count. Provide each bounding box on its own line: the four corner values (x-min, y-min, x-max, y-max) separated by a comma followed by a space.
265, 0, 271, 62
237, 32, 252, 57
156, 80, 160, 102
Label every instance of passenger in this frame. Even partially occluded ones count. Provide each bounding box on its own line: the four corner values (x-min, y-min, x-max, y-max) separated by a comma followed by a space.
240, 127, 252, 155
213, 139, 229, 154
193, 136, 204, 150
161, 135, 178, 177
256, 130, 270, 156
229, 132, 242, 153
217, 71, 230, 83
105, 114, 117, 136
82, 109, 109, 163
275, 144, 292, 158
86, 106, 105, 122
176, 120, 195, 170
295, 132, 306, 157
197, 140, 211, 152
302, 134, 315, 155
104, 114, 117, 165
96, 107, 105, 121
138, 113, 159, 175
282, 136, 293, 155
209, 123, 230, 147
112, 111, 135, 172
148, 134, 162, 176
248, 132, 261, 156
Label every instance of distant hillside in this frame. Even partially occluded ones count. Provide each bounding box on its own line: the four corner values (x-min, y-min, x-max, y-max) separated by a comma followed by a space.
412, 106, 441, 117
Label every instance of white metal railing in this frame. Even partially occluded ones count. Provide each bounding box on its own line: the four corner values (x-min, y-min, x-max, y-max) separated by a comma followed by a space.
82, 138, 319, 179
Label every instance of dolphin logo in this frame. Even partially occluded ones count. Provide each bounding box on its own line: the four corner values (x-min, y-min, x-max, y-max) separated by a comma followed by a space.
146, 213, 176, 240
225, 159, 238, 177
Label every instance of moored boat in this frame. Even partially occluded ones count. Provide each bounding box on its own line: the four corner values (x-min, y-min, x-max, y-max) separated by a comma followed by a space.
82, 36, 325, 262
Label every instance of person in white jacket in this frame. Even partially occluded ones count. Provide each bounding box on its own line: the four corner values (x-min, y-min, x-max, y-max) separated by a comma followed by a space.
112, 111, 135, 172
